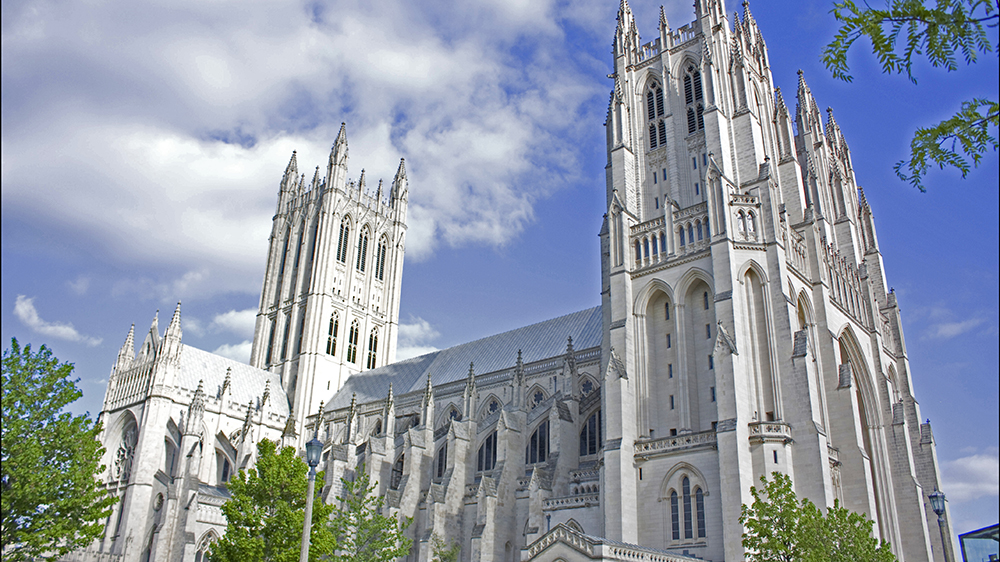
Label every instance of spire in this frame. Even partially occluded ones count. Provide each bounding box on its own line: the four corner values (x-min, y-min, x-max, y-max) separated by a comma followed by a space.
463, 363, 477, 420
346, 393, 357, 443
242, 400, 254, 443
659, 5, 668, 29
150, 310, 160, 340
315, 400, 325, 440
282, 406, 296, 440
391, 158, 408, 205
284, 150, 298, 179
376, 179, 383, 201
358, 169, 366, 194
311, 166, 321, 191
116, 324, 135, 369
165, 301, 182, 339
185, 380, 206, 436
329, 123, 348, 170
158, 301, 183, 365
467, 363, 476, 389
220, 367, 232, 399
261, 379, 270, 410
742, 0, 756, 30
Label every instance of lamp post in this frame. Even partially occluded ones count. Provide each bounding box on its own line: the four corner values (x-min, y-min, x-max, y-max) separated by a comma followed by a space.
928, 488, 950, 562
299, 406, 324, 562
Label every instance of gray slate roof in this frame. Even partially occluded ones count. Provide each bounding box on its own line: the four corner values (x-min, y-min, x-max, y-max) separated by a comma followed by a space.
178, 345, 290, 418
327, 306, 603, 410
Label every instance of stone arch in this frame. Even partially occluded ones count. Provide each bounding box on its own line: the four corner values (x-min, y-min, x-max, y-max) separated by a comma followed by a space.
660, 462, 710, 544
566, 519, 584, 533
632, 277, 676, 315
194, 529, 219, 562
526, 384, 548, 409
736, 259, 769, 285
478, 394, 503, 421
437, 403, 462, 427
740, 261, 778, 420
674, 267, 714, 301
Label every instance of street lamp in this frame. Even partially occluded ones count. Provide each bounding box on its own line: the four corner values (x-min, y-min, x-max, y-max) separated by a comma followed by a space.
928, 488, 951, 562
299, 403, 325, 562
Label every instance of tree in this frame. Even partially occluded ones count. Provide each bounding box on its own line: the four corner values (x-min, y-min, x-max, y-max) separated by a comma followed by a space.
211, 439, 336, 562
740, 472, 896, 562
1, 338, 118, 561
328, 464, 413, 562
823, 0, 999, 191
430, 533, 461, 562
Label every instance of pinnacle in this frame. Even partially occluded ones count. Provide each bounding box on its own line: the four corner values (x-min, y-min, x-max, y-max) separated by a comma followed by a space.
285, 150, 298, 175
394, 158, 407, 181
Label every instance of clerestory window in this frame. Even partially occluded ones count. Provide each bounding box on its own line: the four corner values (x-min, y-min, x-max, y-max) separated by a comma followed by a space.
525, 420, 549, 465
477, 431, 498, 472
579, 410, 602, 456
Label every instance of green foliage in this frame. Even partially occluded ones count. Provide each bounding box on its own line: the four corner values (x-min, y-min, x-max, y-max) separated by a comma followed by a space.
328, 465, 413, 562
211, 439, 335, 562
430, 533, 462, 562
1, 338, 118, 561
823, 0, 999, 191
740, 472, 895, 562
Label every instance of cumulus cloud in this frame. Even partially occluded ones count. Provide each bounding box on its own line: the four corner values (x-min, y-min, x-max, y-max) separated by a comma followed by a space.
210, 308, 258, 339
396, 316, 440, 361
941, 449, 1000, 503
2, 0, 610, 294
13, 295, 103, 346
212, 340, 253, 364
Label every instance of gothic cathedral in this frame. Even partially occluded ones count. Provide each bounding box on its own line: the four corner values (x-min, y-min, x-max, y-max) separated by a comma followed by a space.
77, 2, 957, 561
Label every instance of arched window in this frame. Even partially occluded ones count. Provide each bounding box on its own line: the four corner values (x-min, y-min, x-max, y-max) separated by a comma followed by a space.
477, 431, 498, 472
347, 321, 359, 363
525, 420, 549, 464
683, 476, 693, 539
697, 221, 703, 240
635, 240, 641, 262
164, 438, 177, 477
194, 532, 216, 562
279, 312, 291, 361
436, 443, 448, 479
366, 329, 378, 369
265, 319, 276, 367
683, 65, 705, 134
651, 236, 658, 255
326, 313, 339, 355
660, 232, 666, 253
643, 238, 650, 259
647, 81, 666, 150
356, 230, 369, 272
703, 291, 710, 310
373, 419, 383, 436
688, 224, 694, 244
336, 219, 350, 263
696, 487, 706, 537
376, 237, 388, 281
390, 455, 404, 489
671, 491, 680, 540
579, 410, 602, 456
679, 227, 686, 247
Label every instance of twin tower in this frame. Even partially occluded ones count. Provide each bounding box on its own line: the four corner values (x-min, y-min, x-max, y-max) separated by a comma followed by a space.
248, 124, 408, 433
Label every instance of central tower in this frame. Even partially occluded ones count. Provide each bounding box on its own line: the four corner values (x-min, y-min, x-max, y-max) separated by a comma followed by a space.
249, 124, 408, 441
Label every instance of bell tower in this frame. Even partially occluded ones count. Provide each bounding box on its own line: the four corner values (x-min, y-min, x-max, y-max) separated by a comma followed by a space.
249, 123, 408, 441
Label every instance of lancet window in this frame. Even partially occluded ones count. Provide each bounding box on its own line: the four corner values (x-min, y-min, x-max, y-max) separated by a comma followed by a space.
336, 219, 350, 263
356, 229, 369, 272
366, 329, 379, 369
667, 473, 708, 543
347, 321, 359, 363
477, 431, 498, 472
526, 420, 549, 465
646, 81, 667, 150
436, 443, 448, 479
580, 410, 602, 456
376, 237, 388, 281
683, 64, 705, 134
326, 313, 339, 355
390, 455, 404, 489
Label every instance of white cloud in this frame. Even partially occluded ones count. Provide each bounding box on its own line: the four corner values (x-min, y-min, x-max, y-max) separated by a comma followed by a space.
926, 318, 985, 340
212, 340, 252, 364
67, 276, 90, 296
941, 450, 1000, 503
210, 309, 258, 339
13, 295, 103, 346
395, 316, 441, 361
2, 0, 603, 289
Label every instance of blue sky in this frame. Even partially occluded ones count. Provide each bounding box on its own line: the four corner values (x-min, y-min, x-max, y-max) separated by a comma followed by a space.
2, 0, 997, 537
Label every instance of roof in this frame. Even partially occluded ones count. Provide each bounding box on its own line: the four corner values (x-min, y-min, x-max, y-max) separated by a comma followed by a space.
327, 306, 603, 410
177, 345, 290, 418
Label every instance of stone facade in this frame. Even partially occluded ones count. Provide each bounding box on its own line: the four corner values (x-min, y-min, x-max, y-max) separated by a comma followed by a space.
74, 1, 958, 561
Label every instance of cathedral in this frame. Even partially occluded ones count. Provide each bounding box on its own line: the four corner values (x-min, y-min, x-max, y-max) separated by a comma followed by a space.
73, 1, 959, 561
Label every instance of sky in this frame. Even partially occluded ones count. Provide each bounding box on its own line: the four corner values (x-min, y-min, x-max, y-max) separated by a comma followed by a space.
2, 0, 997, 539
